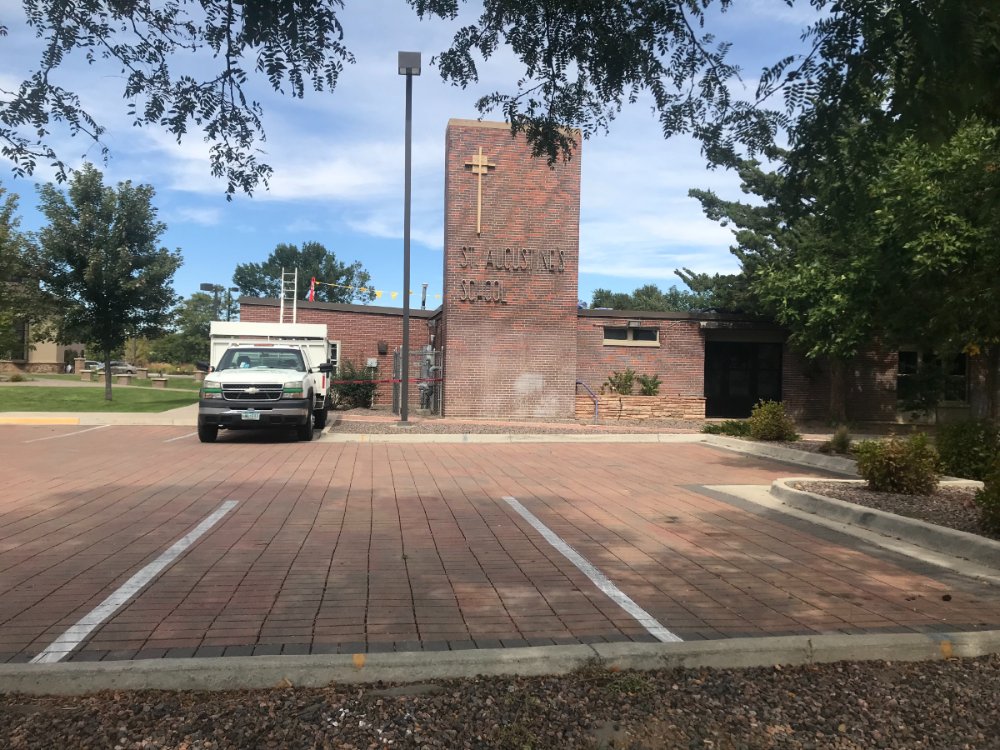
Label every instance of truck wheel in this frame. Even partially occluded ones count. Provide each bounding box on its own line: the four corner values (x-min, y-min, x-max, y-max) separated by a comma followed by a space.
198, 421, 218, 443
313, 407, 328, 430
297, 418, 314, 442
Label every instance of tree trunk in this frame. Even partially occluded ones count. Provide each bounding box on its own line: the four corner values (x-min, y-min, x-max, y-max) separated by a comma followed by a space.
104, 352, 113, 402
987, 343, 1000, 423
828, 357, 848, 424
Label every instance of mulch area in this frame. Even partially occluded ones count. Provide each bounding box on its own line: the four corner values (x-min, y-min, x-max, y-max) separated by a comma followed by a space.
792, 480, 998, 541
4, 656, 1000, 748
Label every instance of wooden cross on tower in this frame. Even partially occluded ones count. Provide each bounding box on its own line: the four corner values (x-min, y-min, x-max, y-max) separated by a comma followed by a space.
465, 146, 496, 236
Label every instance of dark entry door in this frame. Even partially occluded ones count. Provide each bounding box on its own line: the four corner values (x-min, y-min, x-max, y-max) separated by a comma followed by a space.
704, 341, 783, 418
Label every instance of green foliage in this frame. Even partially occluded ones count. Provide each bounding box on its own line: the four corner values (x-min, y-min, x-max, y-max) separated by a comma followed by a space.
234, 242, 375, 304
748, 400, 798, 441
149, 293, 215, 364
331, 359, 377, 409
5, 0, 352, 196
591, 284, 711, 312
854, 435, 940, 494
936, 421, 1000, 481
830, 425, 852, 454
8, 373, 27, 383
603, 368, 635, 396
636, 373, 661, 396
702, 420, 751, 437
36, 164, 180, 401
976, 456, 1000, 535
0, 182, 51, 358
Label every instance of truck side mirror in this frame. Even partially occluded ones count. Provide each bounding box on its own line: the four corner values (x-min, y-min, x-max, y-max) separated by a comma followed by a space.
318, 362, 334, 373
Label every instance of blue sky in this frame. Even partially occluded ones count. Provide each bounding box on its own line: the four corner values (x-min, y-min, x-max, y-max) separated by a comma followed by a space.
0, 0, 819, 309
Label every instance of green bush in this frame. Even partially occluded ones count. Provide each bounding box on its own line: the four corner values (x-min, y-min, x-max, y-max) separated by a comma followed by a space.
854, 434, 940, 494
331, 359, 378, 409
636, 373, 661, 396
702, 420, 751, 437
603, 368, 635, 395
936, 420, 1000, 480
830, 425, 852, 454
8, 373, 27, 382
975, 456, 1000, 534
747, 400, 798, 441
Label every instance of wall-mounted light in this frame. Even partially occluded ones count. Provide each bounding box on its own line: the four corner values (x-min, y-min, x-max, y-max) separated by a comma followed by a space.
378, 341, 388, 355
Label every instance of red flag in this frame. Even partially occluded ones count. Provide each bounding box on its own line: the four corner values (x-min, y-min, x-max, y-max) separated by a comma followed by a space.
308, 277, 316, 302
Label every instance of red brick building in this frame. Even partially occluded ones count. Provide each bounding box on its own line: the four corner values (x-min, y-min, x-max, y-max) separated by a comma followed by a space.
239, 119, 987, 424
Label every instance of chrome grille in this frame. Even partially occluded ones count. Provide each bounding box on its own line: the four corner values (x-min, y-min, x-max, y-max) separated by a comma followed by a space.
222, 383, 283, 401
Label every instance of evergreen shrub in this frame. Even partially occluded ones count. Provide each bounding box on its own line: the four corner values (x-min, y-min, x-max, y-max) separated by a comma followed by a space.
936, 420, 1000, 480
748, 400, 798, 441
332, 359, 377, 409
854, 434, 940, 494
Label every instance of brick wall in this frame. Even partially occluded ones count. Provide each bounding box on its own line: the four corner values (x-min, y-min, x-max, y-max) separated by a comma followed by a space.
847, 348, 899, 423
239, 300, 434, 406
575, 315, 706, 415
441, 119, 581, 418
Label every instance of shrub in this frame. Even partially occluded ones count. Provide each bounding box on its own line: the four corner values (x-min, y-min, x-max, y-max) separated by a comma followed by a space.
603, 368, 635, 395
976, 456, 1000, 534
331, 359, 378, 409
702, 420, 751, 437
854, 434, 940, 494
936, 420, 1000, 480
8, 373, 27, 382
748, 400, 798, 441
636, 373, 661, 396
830, 425, 852, 454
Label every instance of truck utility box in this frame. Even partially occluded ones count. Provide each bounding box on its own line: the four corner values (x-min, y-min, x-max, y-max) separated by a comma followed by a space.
198, 322, 334, 443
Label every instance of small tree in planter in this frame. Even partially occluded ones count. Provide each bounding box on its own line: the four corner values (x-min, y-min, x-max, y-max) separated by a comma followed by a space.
603, 368, 635, 395
636, 373, 661, 396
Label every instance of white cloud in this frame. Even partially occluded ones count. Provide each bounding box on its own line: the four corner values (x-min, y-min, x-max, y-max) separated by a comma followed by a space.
174, 206, 221, 226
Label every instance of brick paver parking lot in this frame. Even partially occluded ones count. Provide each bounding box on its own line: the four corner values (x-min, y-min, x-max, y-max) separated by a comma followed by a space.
2, 425, 999, 663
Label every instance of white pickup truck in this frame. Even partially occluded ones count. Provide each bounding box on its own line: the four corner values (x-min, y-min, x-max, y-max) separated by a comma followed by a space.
197, 322, 334, 443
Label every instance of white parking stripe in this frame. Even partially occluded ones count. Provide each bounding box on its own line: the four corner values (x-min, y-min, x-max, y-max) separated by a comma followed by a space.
30, 500, 239, 664
24, 425, 110, 444
164, 431, 197, 443
503, 495, 682, 643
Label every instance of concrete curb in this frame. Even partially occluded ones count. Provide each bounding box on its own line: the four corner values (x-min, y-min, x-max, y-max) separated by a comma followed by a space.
703, 435, 858, 475
2, 630, 998, 695
771, 478, 1000, 568
0, 416, 79, 425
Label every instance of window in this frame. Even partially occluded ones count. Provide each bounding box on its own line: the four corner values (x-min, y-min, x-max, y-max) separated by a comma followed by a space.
602, 325, 659, 347
896, 351, 968, 406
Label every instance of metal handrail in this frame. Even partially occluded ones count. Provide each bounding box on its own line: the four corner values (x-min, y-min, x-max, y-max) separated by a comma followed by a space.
576, 380, 600, 424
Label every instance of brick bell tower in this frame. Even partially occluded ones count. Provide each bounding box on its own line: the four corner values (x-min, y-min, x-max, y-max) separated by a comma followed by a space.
440, 120, 581, 418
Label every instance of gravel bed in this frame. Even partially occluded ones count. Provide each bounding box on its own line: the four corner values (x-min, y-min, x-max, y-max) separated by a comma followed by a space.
792, 480, 996, 541
4, 657, 1000, 748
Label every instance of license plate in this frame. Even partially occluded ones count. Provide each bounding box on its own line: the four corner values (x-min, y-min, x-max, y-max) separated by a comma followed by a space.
241, 410, 261, 421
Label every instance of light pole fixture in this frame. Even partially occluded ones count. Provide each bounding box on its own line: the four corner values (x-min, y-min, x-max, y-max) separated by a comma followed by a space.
199, 282, 223, 320
398, 50, 420, 423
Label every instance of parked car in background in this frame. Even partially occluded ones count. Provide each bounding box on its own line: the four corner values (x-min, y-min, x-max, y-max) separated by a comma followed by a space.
83, 360, 102, 371
94, 360, 137, 374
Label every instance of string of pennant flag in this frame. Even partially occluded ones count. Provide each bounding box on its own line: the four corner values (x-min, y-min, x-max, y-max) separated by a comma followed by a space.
306, 277, 442, 303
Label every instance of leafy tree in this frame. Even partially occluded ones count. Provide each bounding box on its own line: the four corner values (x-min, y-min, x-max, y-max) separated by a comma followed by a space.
4, 1, 1000, 197
150, 293, 215, 364
36, 163, 181, 400
0, 182, 50, 359
591, 283, 710, 312
233, 241, 375, 304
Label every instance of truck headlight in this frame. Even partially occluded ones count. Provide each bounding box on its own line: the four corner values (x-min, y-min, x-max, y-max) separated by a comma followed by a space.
200, 382, 222, 399
282, 381, 304, 399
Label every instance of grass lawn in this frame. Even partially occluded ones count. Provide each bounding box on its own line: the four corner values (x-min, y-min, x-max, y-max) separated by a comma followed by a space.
32, 373, 203, 391
0, 386, 199, 412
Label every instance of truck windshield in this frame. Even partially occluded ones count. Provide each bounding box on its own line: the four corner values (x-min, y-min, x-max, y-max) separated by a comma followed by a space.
217, 348, 306, 372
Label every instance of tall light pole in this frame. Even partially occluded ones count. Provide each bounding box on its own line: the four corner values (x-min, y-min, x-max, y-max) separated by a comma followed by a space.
199, 282, 222, 320
398, 51, 420, 423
